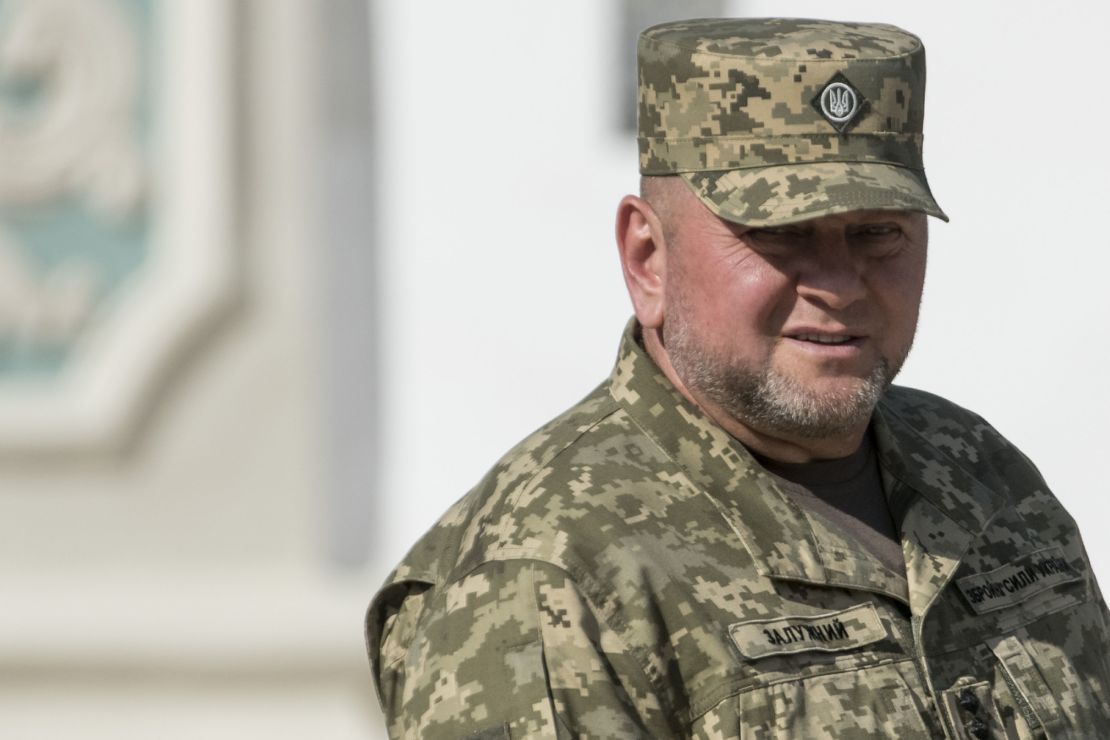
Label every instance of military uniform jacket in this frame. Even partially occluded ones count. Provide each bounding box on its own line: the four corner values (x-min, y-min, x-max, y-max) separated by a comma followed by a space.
366, 323, 1110, 739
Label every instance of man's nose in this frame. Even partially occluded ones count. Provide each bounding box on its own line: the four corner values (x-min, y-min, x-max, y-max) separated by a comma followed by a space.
794, 249, 867, 310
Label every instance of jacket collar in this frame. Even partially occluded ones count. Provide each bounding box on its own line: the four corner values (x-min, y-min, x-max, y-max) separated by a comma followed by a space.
873, 394, 1010, 614
608, 320, 1010, 613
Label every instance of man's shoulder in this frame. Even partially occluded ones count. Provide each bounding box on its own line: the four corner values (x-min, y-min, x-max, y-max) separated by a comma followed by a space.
879, 384, 1009, 456
879, 384, 1056, 510
375, 377, 679, 594
880, 384, 983, 428
365, 376, 690, 692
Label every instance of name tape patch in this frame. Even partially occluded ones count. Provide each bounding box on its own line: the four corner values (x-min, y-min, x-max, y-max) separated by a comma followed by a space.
728, 603, 887, 660
956, 546, 1082, 615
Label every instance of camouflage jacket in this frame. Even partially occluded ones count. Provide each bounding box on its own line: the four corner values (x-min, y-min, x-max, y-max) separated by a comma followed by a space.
366, 322, 1110, 739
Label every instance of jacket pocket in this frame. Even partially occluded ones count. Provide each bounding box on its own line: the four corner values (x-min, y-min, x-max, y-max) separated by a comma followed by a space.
689, 659, 935, 739
987, 621, 1110, 739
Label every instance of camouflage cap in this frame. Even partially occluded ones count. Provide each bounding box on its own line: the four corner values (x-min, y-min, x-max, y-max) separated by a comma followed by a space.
638, 18, 948, 226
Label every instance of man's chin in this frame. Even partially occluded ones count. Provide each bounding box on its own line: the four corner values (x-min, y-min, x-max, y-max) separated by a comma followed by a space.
725, 365, 892, 440
795, 374, 891, 402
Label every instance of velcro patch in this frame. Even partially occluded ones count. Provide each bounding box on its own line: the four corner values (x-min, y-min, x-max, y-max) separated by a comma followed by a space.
728, 603, 887, 660
956, 546, 1082, 615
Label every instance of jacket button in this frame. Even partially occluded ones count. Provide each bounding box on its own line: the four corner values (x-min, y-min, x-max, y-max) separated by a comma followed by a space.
968, 717, 989, 739
958, 687, 980, 714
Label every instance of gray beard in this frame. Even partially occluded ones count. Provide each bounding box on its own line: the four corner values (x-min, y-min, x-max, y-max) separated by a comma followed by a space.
665, 324, 899, 441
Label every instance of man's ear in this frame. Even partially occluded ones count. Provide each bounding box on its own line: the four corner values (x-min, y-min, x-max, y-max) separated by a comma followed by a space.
615, 194, 668, 329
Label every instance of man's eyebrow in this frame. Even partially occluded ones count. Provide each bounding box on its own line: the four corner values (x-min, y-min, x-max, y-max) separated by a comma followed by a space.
746, 223, 815, 235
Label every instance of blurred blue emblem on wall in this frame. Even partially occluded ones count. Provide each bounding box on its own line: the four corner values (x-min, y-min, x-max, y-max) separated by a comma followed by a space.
0, 0, 234, 452
0, 0, 151, 378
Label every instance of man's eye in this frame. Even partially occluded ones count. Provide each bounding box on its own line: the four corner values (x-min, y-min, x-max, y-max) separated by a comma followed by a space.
852, 224, 902, 239
762, 226, 806, 237
850, 224, 905, 255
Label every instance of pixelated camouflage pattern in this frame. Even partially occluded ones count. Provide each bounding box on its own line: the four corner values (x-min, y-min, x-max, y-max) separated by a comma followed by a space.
637, 18, 947, 226
366, 321, 1110, 738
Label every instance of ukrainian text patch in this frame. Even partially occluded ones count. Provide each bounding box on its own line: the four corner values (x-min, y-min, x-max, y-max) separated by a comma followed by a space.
957, 546, 1083, 615
728, 603, 886, 659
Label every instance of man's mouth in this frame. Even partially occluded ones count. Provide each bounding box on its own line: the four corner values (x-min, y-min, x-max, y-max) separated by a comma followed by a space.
790, 333, 856, 345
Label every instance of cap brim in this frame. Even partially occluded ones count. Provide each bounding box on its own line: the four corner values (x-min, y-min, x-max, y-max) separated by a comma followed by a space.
681, 162, 948, 227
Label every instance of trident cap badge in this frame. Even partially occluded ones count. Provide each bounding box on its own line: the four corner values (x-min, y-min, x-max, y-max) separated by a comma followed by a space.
812, 73, 865, 133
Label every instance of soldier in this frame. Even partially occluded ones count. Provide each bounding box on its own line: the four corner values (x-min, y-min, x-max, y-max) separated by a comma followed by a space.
366, 18, 1110, 739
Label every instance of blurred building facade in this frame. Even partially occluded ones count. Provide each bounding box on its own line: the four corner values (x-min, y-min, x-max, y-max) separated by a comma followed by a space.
0, 1, 381, 736
2, 1, 1108, 738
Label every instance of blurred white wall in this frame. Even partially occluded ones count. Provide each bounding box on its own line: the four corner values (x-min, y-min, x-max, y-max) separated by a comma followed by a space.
374, 0, 1110, 587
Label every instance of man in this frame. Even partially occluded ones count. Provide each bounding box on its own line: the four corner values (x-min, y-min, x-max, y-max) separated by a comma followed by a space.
366, 18, 1110, 739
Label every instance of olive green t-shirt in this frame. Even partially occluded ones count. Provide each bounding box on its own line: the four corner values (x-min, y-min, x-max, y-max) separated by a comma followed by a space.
755, 432, 904, 577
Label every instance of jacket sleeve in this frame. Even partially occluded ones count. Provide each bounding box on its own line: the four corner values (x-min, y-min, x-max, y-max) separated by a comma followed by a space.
366, 558, 672, 739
